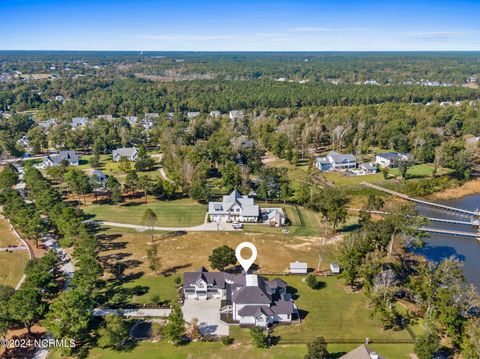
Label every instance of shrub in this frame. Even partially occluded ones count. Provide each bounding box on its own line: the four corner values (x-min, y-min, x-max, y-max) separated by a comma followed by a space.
250, 327, 268, 348
306, 274, 317, 289
221, 336, 234, 345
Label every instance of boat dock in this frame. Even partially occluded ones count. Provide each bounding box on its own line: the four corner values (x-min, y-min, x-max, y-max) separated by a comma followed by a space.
418, 226, 479, 239
362, 182, 479, 217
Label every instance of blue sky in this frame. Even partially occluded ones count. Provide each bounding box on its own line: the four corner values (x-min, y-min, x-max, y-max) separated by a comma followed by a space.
1, 0, 480, 51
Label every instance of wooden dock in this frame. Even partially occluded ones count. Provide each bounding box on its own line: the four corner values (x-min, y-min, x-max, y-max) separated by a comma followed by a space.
419, 226, 479, 239
362, 182, 478, 217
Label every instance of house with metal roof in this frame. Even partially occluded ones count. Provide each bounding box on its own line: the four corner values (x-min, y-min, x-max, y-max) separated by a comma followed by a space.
375, 152, 410, 168
208, 190, 259, 223
315, 151, 357, 172
183, 268, 297, 327
38, 150, 79, 168
112, 147, 138, 162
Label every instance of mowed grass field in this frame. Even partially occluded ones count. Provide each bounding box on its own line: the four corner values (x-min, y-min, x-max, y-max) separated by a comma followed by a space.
0, 217, 29, 287
48, 341, 413, 359
96, 227, 338, 304
84, 198, 207, 227
273, 276, 413, 341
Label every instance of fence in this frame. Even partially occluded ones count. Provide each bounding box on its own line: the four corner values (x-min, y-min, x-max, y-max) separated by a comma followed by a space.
276, 338, 415, 345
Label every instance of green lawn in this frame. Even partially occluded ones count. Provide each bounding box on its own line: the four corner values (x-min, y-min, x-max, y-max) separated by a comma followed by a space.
273, 276, 414, 342
0, 251, 29, 287
0, 216, 18, 247
83, 198, 206, 227
78, 154, 162, 183
123, 274, 180, 305
245, 204, 358, 237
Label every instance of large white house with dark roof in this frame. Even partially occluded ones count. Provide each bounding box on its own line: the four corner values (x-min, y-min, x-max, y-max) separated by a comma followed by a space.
316, 151, 357, 172
208, 190, 259, 222
183, 268, 297, 327
37, 150, 79, 168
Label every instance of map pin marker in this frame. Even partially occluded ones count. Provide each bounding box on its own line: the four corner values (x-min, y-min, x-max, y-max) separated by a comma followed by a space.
235, 242, 257, 273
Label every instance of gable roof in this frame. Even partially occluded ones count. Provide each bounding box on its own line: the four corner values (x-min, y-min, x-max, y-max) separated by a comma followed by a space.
339, 345, 384, 359
327, 151, 356, 163
50, 150, 79, 165
113, 147, 138, 159
208, 190, 259, 217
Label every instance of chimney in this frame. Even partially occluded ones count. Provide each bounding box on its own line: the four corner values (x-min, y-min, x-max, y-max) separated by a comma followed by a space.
245, 274, 258, 287
369, 352, 379, 359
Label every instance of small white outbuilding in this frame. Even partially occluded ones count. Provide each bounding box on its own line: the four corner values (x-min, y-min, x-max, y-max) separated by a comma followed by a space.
290, 261, 308, 274
330, 263, 341, 274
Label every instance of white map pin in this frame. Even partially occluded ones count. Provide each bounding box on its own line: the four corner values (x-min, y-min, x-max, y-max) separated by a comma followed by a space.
235, 241, 257, 273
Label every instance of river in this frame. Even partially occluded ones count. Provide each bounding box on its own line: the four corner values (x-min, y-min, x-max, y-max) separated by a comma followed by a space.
414, 194, 480, 288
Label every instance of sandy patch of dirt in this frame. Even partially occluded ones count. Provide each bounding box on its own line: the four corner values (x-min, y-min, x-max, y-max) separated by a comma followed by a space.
427, 179, 480, 200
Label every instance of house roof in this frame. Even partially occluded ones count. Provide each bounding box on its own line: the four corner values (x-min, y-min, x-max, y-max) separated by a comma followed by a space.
113, 147, 138, 158
92, 170, 107, 178
238, 305, 274, 317
290, 261, 308, 269
208, 190, 259, 217
327, 151, 356, 163
232, 285, 272, 304
360, 162, 376, 171
50, 150, 79, 165
271, 300, 295, 315
339, 345, 384, 359
377, 152, 399, 160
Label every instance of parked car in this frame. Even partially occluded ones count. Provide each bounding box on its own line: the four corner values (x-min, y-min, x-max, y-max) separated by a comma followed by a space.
232, 222, 244, 229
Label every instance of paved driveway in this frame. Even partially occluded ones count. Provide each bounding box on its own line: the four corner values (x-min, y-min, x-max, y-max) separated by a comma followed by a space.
96, 220, 235, 232
182, 298, 229, 336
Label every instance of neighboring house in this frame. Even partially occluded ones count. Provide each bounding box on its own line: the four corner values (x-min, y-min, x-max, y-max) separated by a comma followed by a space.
38, 118, 56, 131
187, 111, 201, 119
316, 151, 357, 172
229, 110, 244, 120
17, 135, 29, 148
183, 268, 297, 328
144, 112, 159, 119
358, 162, 378, 175
124, 116, 138, 126
375, 152, 410, 168
112, 147, 138, 162
339, 344, 384, 359
71, 117, 89, 129
209, 111, 221, 118
208, 190, 259, 223
39, 150, 79, 168
290, 261, 308, 274
141, 118, 154, 131
54, 95, 65, 102
91, 170, 108, 187
261, 208, 286, 227
97, 114, 114, 121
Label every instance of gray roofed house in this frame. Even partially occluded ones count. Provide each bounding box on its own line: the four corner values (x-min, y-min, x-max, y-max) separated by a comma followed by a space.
39, 150, 79, 168
339, 345, 384, 359
71, 117, 89, 129
91, 170, 108, 186
208, 189, 259, 223
112, 147, 138, 162
316, 151, 357, 171
183, 269, 296, 327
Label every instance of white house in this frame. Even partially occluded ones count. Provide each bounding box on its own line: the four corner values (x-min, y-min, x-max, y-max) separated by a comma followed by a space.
375, 152, 410, 168
358, 162, 378, 175
112, 147, 138, 162
209, 111, 221, 118
208, 190, 259, 223
290, 261, 308, 274
187, 111, 201, 119
183, 268, 297, 328
315, 151, 357, 172
229, 110, 244, 121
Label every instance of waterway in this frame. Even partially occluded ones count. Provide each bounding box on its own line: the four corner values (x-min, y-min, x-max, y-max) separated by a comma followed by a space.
414, 194, 480, 288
